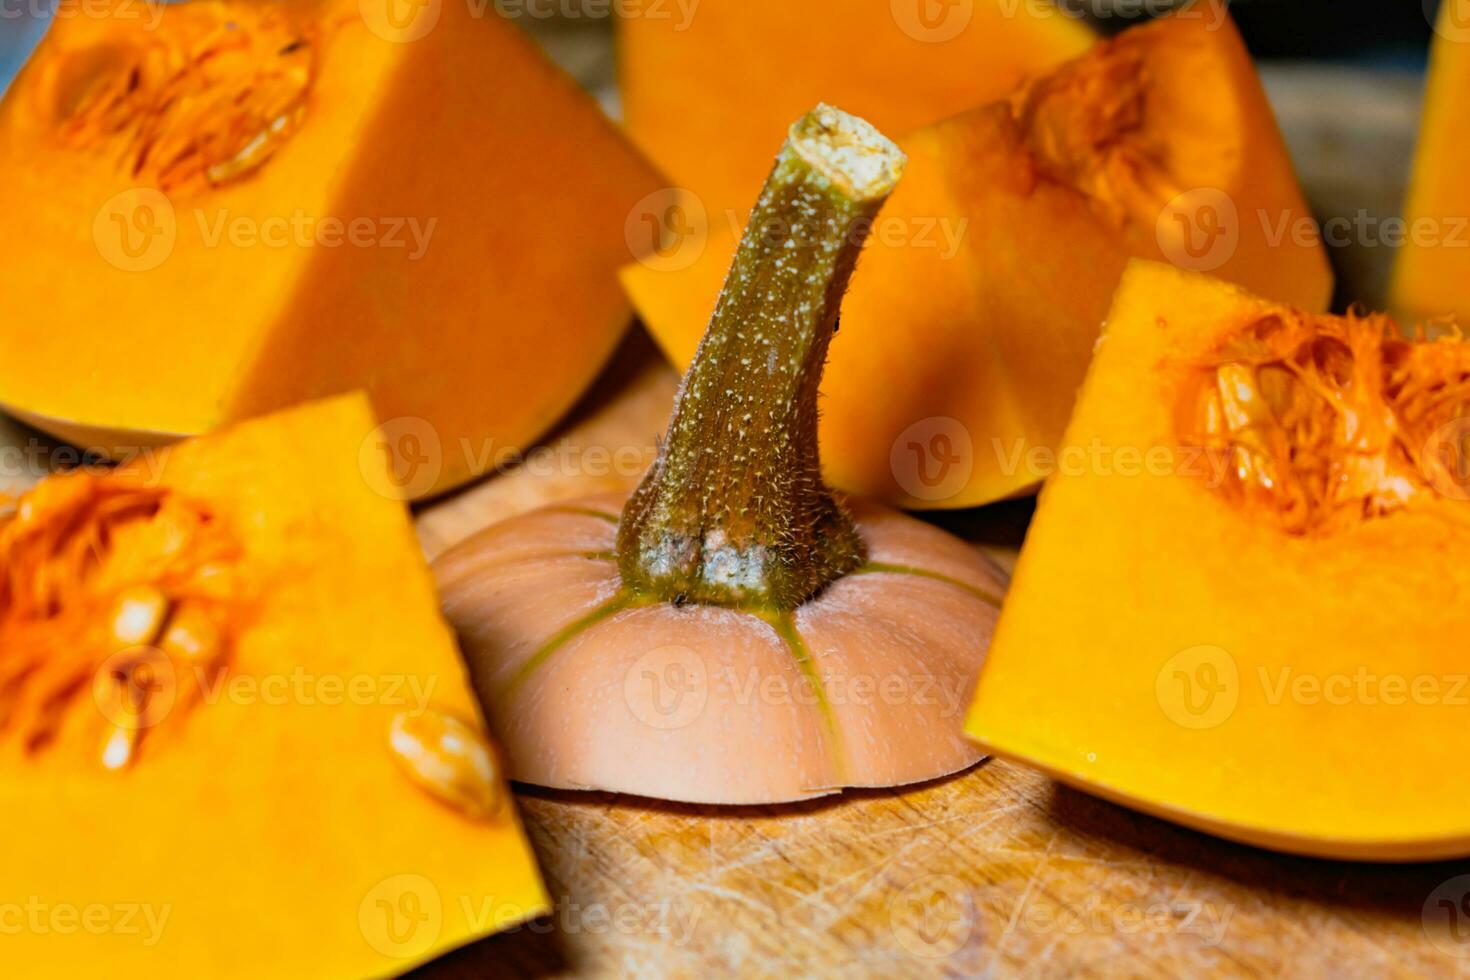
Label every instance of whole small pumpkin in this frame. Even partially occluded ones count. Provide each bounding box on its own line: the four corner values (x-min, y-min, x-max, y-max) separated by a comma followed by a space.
436, 106, 1006, 804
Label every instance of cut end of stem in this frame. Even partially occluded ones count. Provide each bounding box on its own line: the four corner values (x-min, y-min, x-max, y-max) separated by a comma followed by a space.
789, 103, 907, 202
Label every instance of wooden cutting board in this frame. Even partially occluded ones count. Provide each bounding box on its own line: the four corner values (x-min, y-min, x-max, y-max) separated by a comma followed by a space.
410, 334, 1470, 978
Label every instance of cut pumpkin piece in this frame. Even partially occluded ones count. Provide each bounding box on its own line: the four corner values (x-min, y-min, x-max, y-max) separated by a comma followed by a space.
0, 394, 548, 975
618, 0, 1094, 212
623, 0, 1332, 509
0, 0, 663, 499
1390, 1, 1470, 321
966, 259, 1470, 860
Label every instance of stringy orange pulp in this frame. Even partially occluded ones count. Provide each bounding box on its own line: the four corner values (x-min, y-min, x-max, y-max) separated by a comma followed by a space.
1187, 309, 1470, 534
0, 471, 249, 765
42, 2, 316, 194
1010, 32, 1178, 229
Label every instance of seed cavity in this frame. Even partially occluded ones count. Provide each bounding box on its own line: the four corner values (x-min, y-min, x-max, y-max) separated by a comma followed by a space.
0, 472, 249, 767
41, 3, 317, 194
1182, 309, 1470, 533
387, 709, 505, 822
1010, 35, 1177, 228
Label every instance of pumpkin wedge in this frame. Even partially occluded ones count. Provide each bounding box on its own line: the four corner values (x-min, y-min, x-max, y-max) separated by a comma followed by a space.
966, 259, 1470, 861
623, 0, 1332, 509
1390, 1, 1470, 321
0, 394, 548, 975
0, 0, 663, 499
618, 0, 1094, 213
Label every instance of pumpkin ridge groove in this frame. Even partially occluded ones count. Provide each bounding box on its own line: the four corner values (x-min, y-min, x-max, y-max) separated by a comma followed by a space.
855, 561, 1004, 608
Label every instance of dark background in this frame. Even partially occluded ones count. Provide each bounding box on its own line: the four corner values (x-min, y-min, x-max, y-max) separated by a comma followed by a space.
1094, 0, 1434, 64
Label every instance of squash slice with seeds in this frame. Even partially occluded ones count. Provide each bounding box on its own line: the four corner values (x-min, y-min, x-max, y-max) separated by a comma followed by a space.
0, 394, 547, 976
967, 260, 1470, 860
0, 0, 663, 499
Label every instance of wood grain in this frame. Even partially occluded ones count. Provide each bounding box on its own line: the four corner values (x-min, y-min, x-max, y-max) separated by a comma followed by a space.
417, 761, 1470, 979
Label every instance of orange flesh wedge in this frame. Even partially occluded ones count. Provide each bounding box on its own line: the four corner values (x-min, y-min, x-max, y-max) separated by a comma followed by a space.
0, 394, 548, 975
967, 260, 1470, 861
1391, 0, 1470, 322
0, 0, 663, 499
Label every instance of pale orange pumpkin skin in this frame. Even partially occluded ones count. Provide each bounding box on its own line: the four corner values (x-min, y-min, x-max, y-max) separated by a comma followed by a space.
439, 108, 1001, 804
0, 0, 664, 499
435, 494, 1005, 804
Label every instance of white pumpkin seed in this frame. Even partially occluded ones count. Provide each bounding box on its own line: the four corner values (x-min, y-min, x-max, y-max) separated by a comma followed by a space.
387, 709, 502, 821
110, 586, 170, 647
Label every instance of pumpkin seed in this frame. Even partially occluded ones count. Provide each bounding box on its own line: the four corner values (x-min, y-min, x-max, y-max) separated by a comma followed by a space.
99, 721, 137, 771
387, 709, 502, 821
159, 604, 221, 665
110, 586, 170, 647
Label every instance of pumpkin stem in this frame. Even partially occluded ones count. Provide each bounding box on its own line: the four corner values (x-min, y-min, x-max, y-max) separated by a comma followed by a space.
617, 104, 906, 611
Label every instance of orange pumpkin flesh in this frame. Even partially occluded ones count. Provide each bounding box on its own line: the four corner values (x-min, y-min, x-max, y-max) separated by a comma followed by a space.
437, 107, 1005, 804
622, 0, 1332, 510
617, 0, 1094, 213
0, 394, 548, 975
966, 260, 1470, 860
1390, 2, 1470, 322
0, 0, 663, 499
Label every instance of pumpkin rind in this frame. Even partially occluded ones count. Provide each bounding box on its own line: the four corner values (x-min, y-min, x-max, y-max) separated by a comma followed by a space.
966, 260, 1470, 861
0, 394, 548, 975
435, 494, 1006, 804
